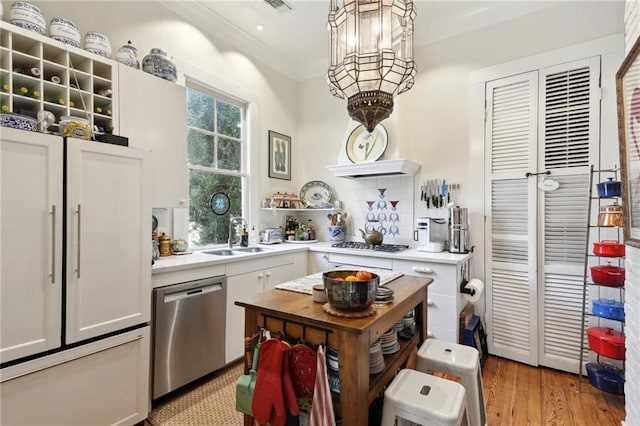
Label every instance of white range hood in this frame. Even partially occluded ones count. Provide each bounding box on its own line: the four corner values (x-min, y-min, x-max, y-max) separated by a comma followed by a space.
326, 159, 421, 179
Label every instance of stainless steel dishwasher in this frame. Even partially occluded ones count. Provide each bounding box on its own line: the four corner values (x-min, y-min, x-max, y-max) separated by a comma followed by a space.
153, 275, 227, 399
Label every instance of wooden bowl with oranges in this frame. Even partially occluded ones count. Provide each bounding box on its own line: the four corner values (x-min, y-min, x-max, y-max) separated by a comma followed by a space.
322, 270, 379, 312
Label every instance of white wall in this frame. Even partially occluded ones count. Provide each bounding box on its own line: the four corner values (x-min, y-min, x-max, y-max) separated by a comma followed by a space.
7, 0, 302, 229
624, 1, 639, 423
297, 1, 624, 248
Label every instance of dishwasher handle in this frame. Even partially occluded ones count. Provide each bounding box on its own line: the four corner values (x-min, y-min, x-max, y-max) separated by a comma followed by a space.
161, 280, 225, 303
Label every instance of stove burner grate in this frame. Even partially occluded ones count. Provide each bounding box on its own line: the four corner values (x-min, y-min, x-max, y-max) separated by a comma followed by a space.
331, 242, 409, 252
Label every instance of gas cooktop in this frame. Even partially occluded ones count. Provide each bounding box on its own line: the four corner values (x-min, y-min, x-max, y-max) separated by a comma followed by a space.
331, 242, 410, 252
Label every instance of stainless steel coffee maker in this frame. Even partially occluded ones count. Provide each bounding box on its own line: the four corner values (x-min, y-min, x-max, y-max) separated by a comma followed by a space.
448, 207, 470, 253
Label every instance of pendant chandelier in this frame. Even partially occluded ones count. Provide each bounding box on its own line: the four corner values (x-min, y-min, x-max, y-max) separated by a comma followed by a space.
327, 0, 417, 132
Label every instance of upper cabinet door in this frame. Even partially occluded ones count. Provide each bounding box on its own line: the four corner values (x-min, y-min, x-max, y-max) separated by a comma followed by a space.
1, 129, 63, 362
65, 139, 151, 344
117, 64, 188, 208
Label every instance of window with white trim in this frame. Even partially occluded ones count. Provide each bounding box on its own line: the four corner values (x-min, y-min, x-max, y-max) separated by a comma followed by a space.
186, 80, 247, 247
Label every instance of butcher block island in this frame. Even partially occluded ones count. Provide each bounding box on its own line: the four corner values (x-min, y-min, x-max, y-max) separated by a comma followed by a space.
235, 274, 432, 426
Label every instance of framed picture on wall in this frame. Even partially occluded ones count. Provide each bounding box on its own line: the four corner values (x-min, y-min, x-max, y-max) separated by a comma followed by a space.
268, 130, 291, 180
617, 35, 640, 247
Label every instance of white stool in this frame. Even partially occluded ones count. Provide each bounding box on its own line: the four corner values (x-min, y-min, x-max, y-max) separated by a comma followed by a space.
416, 339, 487, 426
382, 368, 468, 426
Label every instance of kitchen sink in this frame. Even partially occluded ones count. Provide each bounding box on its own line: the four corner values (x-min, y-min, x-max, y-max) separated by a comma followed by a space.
201, 249, 235, 256
234, 247, 271, 253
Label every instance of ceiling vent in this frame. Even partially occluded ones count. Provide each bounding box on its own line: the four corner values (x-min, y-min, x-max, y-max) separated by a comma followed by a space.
264, 0, 293, 13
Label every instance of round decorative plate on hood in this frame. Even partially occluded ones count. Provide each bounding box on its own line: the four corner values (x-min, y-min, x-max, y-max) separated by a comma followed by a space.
346, 124, 388, 163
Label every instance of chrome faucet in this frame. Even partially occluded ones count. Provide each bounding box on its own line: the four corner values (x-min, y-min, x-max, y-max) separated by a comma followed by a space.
228, 216, 247, 249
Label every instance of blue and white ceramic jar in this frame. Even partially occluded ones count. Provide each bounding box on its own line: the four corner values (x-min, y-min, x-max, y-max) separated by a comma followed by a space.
10, 1, 46, 35
49, 17, 81, 47
142, 48, 177, 83
116, 41, 140, 69
84, 32, 112, 59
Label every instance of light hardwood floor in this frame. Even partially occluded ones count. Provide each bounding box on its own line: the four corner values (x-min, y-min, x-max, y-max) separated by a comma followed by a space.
145, 355, 625, 425
483, 356, 625, 425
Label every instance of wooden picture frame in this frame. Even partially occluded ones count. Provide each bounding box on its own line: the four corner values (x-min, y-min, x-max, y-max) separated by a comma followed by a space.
617, 36, 640, 247
268, 130, 291, 180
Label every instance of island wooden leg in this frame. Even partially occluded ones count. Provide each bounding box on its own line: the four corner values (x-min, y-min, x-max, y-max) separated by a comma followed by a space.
337, 329, 370, 426
416, 294, 428, 343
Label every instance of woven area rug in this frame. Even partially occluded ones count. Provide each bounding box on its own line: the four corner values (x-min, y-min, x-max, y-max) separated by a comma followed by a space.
148, 362, 244, 426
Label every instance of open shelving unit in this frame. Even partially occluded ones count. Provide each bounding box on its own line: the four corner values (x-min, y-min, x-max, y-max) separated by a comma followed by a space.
577, 165, 625, 394
0, 21, 117, 134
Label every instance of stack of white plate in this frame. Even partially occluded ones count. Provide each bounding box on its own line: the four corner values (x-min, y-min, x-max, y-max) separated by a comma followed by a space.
326, 347, 339, 373
403, 311, 416, 331
369, 339, 385, 375
381, 328, 400, 355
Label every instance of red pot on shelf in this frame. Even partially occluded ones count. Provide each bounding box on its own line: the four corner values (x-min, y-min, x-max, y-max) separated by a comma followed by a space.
590, 265, 625, 287
593, 241, 625, 258
587, 327, 625, 360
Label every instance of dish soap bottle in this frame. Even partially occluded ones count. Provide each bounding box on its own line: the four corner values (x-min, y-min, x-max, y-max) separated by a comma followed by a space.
240, 226, 249, 247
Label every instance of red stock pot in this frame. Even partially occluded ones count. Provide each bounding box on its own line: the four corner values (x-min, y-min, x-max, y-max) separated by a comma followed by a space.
593, 240, 625, 258
587, 327, 626, 360
590, 265, 625, 287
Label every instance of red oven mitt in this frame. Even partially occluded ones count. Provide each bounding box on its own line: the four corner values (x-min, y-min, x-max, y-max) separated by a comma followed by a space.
251, 337, 299, 426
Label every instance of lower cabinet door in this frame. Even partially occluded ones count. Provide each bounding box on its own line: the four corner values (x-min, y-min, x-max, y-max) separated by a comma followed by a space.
0, 327, 150, 426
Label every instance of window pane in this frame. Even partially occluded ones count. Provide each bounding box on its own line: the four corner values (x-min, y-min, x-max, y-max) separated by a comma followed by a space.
188, 170, 242, 246
218, 137, 241, 171
187, 89, 214, 131
217, 100, 241, 138
187, 129, 215, 167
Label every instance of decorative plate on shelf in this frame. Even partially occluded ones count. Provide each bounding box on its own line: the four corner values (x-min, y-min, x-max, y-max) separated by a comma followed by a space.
300, 181, 333, 208
346, 124, 388, 163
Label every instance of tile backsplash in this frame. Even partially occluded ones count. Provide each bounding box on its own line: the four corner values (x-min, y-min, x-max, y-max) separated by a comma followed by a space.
351, 176, 415, 245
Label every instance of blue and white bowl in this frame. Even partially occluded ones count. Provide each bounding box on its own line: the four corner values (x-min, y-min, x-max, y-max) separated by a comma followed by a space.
142, 48, 177, 83
1, 112, 38, 132
10, 1, 46, 35
84, 32, 112, 59
49, 17, 81, 47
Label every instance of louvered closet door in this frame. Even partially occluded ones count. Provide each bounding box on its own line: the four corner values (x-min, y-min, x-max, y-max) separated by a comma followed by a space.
537, 58, 599, 372
485, 58, 600, 371
485, 71, 539, 365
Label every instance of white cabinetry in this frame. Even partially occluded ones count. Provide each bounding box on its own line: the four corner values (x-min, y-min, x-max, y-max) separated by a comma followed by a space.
118, 64, 187, 208
1, 130, 63, 362
0, 22, 116, 135
65, 138, 151, 343
225, 252, 307, 363
394, 260, 466, 343
1, 128, 151, 425
1, 327, 150, 426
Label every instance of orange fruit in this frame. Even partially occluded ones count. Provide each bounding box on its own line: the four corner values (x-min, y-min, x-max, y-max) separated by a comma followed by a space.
356, 270, 373, 280
345, 275, 358, 281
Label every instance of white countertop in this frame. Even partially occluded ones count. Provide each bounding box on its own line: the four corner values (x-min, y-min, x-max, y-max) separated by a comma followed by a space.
152, 241, 472, 275
151, 242, 307, 274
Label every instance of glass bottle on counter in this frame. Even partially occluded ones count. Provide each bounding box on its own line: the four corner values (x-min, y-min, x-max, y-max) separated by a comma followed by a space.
307, 219, 315, 240
240, 226, 249, 247
249, 226, 258, 245
158, 232, 172, 257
